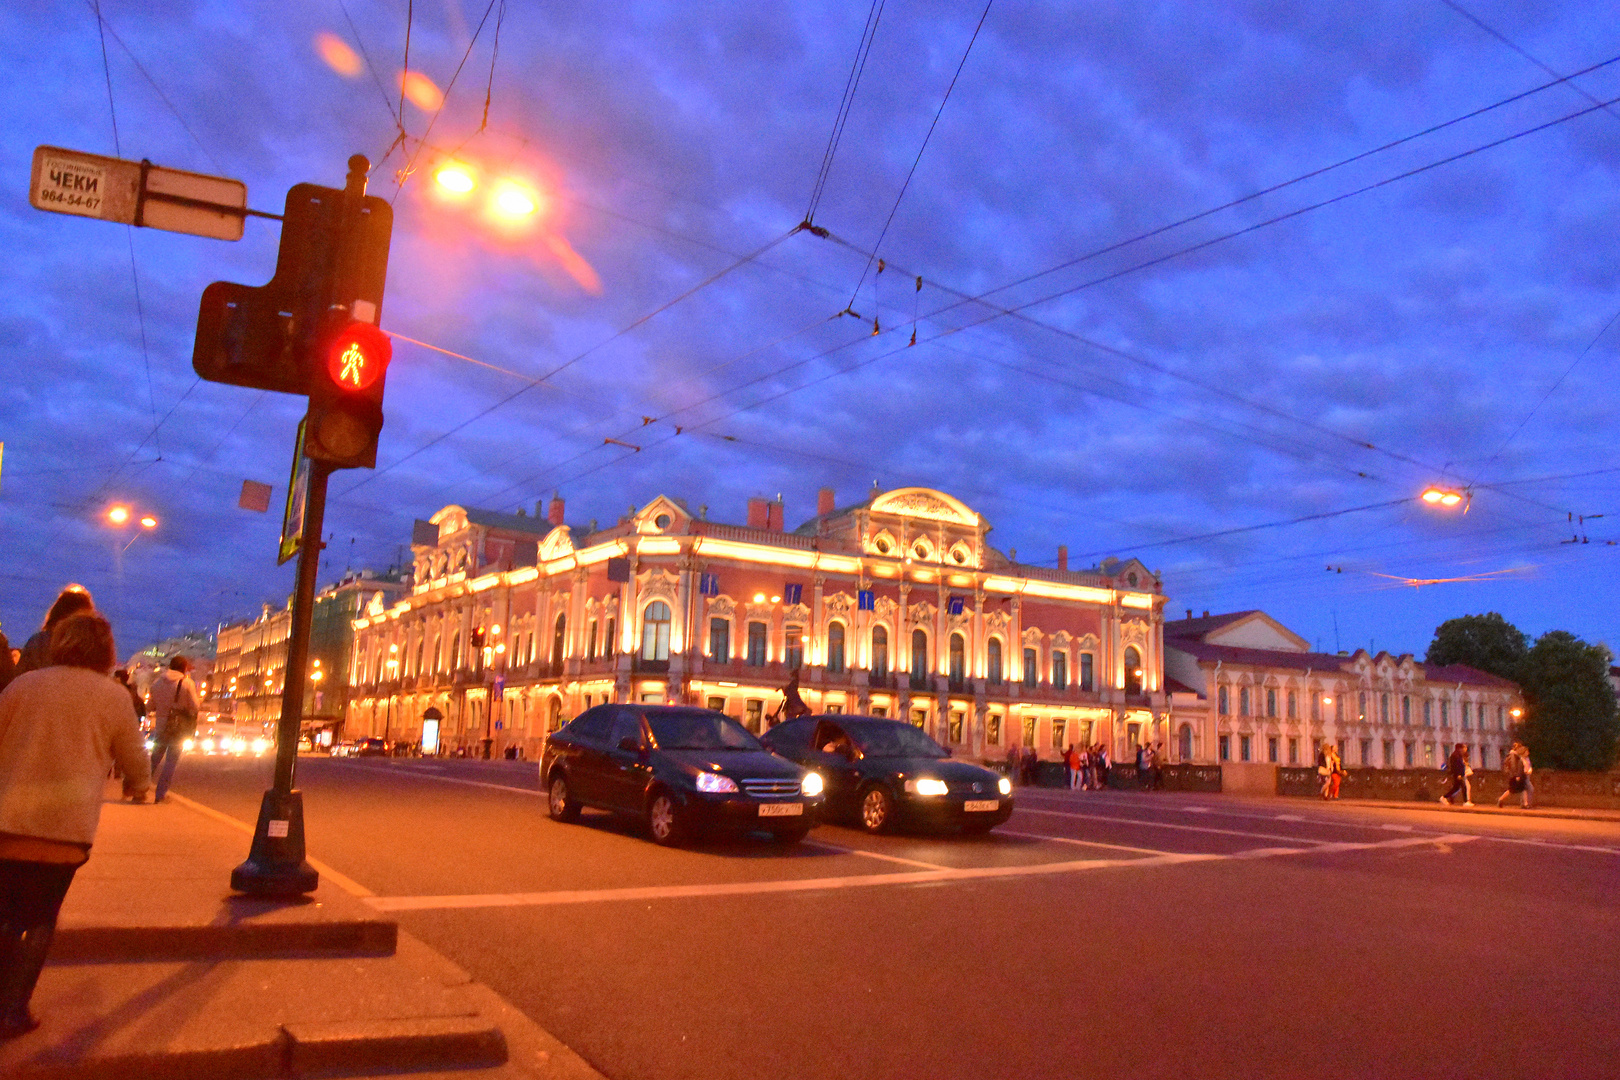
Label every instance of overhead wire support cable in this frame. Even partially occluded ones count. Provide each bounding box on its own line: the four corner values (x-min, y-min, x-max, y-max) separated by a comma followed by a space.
392, 0, 502, 199
847, 0, 992, 309
803, 0, 888, 226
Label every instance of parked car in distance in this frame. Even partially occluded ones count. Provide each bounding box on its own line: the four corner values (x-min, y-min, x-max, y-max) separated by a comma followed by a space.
352, 737, 389, 757
540, 704, 826, 845
760, 715, 1013, 834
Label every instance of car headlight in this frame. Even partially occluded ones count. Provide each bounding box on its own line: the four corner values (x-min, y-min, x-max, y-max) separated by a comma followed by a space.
998, 776, 1012, 795
801, 771, 824, 797
182, 738, 195, 752
144, 739, 155, 752
252, 738, 269, 754
695, 771, 739, 794
906, 778, 949, 796
201, 738, 215, 752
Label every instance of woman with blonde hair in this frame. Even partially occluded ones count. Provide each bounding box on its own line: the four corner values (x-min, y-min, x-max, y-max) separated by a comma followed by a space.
0, 612, 150, 1040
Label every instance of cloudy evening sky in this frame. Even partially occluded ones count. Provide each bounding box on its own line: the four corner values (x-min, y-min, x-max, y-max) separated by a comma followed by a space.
3, 0, 1619, 660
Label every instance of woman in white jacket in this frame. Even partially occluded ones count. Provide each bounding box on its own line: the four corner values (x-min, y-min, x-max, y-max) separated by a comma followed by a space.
0, 612, 151, 1040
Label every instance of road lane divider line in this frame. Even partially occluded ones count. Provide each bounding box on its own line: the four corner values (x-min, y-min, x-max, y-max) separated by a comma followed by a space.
337, 761, 546, 797
1015, 792, 1418, 833
998, 830, 1170, 856
801, 841, 954, 870
167, 792, 377, 898
1013, 806, 1330, 847
362, 833, 1471, 912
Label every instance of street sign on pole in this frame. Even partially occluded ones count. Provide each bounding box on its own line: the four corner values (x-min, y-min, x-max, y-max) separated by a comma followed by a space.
279, 420, 310, 565
30, 145, 248, 241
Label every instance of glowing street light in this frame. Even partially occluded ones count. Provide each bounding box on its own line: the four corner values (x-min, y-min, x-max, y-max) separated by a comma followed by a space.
1421, 486, 1466, 508
491, 183, 539, 218
139, 515, 158, 529
107, 505, 130, 524
434, 163, 476, 194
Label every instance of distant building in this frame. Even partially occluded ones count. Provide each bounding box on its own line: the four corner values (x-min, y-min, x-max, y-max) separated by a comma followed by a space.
349, 488, 1169, 760
1165, 610, 1523, 769
210, 568, 410, 737
126, 630, 216, 713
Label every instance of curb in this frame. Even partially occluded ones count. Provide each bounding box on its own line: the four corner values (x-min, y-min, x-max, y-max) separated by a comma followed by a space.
50, 920, 397, 964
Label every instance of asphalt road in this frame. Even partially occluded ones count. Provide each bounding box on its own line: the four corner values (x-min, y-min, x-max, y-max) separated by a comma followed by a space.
172, 754, 1620, 1080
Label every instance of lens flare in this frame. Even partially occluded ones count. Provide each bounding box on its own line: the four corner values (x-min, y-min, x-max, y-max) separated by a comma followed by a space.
107, 505, 130, 524
435, 164, 476, 194
399, 70, 444, 111
314, 32, 363, 78
492, 184, 538, 217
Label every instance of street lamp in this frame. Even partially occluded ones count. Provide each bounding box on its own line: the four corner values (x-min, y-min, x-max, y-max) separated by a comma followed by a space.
1420, 486, 1467, 509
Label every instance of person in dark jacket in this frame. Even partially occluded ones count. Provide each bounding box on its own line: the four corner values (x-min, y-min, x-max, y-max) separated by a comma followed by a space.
0, 629, 14, 696
1439, 743, 1473, 807
14, 586, 95, 678
113, 669, 146, 726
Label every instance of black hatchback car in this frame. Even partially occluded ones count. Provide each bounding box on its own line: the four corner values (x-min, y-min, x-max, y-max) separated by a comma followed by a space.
761, 715, 1013, 834
540, 704, 826, 845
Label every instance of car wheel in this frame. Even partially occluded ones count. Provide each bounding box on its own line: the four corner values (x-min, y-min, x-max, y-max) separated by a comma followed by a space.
769, 825, 811, 845
860, 786, 895, 834
548, 772, 581, 823
647, 790, 686, 846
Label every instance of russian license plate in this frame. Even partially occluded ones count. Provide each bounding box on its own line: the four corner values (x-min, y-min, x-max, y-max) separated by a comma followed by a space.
963, 799, 1000, 812
758, 802, 804, 817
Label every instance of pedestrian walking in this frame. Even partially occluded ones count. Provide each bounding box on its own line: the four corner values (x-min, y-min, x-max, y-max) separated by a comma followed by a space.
0, 612, 151, 1039
1136, 743, 1150, 789
1320, 744, 1345, 800
1021, 744, 1038, 787
113, 669, 146, 728
1096, 744, 1110, 790
1497, 741, 1534, 809
1062, 744, 1078, 789
1152, 741, 1166, 789
1316, 742, 1332, 799
1439, 742, 1473, 806
1005, 741, 1020, 785
147, 656, 201, 803
13, 585, 94, 678
1075, 745, 1091, 790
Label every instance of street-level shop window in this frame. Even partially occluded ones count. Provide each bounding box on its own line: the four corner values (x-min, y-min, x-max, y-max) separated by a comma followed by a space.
1052, 719, 1065, 748
706, 696, 726, 712
1219, 734, 1231, 761
987, 714, 1001, 745
911, 708, 928, 729
1022, 717, 1036, 747
825, 703, 843, 714
1022, 648, 1038, 689
1079, 652, 1094, 692
827, 622, 846, 673
987, 639, 1003, 685
950, 711, 965, 744
1052, 651, 1067, 690
1239, 734, 1252, 762
744, 699, 763, 732
1218, 686, 1230, 715
746, 621, 767, 667
709, 617, 730, 661
871, 705, 887, 718
1288, 737, 1299, 764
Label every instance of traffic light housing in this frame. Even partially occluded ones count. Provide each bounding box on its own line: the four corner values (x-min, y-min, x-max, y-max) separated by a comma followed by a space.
304, 319, 391, 468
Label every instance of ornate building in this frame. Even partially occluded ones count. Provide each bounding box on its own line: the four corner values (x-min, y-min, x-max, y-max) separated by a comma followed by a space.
1164, 610, 1523, 770
348, 487, 1169, 760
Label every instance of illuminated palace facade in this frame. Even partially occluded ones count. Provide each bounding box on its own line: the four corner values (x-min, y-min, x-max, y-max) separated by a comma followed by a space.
347, 487, 1169, 760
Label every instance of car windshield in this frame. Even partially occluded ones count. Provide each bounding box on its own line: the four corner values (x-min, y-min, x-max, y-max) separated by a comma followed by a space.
847, 721, 947, 757
646, 709, 763, 751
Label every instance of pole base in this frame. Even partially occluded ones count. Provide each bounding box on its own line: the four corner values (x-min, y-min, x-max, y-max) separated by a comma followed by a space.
230, 788, 319, 896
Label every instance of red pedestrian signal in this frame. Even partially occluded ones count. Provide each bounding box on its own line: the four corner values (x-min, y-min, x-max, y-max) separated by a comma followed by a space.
327, 322, 389, 391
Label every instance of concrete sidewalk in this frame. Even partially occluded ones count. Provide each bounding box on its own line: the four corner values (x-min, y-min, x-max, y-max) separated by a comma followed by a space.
1310, 796, 1620, 823
0, 785, 606, 1080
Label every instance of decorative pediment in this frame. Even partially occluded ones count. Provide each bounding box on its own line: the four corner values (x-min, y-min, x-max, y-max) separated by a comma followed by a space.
747, 601, 776, 621
1051, 630, 1073, 647
707, 595, 736, 618
430, 505, 471, 538
539, 525, 575, 562
784, 603, 811, 624
869, 487, 979, 527
1022, 626, 1044, 647
634, 495, 689, 535
1119, 619, 1150, 647
947, 607, 972, 631
638, 568, 680, 603
984, 610, 1010, 633
907, 601, 936, 626
873, 596, 897, 619
824, 592, 854, 619
366, 592, 387, 616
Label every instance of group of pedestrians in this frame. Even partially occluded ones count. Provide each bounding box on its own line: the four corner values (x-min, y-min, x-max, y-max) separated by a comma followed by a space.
1054, 743, 1112, 790
1316, 742, 1346, 799
0, 584, 178, 1041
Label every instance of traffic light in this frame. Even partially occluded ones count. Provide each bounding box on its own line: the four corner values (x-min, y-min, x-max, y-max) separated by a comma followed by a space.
303, 318, 391, 468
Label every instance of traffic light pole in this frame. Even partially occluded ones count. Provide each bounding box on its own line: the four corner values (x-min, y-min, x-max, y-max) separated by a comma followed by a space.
231, 156, 373, 896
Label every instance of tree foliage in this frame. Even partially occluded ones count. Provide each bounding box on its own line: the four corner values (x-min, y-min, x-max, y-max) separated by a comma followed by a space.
1517, 631, 1620, 772
1425, 612, 1529, 680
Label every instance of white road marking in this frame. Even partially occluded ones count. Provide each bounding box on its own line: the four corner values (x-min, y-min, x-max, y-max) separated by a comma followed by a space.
1014, 806, 1327, 847
337, 761, 546, 797
803, 841, 952, 870
365, 833, 1473, 912
998, 830, 1169, 856
1380, 823, 1415, 832
167, 793, 376, 899
1275, 814, 1304, 822
1180, 806, 1212, 813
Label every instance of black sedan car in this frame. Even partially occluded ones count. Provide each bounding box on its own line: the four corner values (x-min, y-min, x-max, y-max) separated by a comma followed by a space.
540, 704, 826, 845
760, 715, 1013, 834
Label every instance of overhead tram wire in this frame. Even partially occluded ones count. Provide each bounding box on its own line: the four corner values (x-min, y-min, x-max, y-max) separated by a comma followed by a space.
334, 226, 803, 498
803, 0, 888, 226
1439, 0, 1620, 124
391, 0, 502, 198
84, 1, 224, 172
846, 0, 992, 308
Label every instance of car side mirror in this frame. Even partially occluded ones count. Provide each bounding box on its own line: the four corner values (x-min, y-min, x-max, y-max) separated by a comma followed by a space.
618, 736, 641, 752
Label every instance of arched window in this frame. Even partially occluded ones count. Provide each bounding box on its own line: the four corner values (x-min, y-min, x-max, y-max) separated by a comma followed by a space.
552, 613, 567, 669
827, 622, 846, 673
642, 602, 671, 661
1124, 646, 1142, 695
871, 625, 889, 680
1218, 685, 1229, 715
911, 629, 929, 684
948, 633, 965, 686
987, 638, 1003, 685
1022, 648, 1039, 689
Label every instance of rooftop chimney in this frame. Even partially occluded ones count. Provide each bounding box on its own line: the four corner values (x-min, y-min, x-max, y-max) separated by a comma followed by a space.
1186, 609, 1192, 620
747, 497, 769, 529
766, 498, 784, 532
1202, 610, 1210, 618
1057, 545, 1068, 571
817, 487, 836, 516
548, 493, 566, 527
